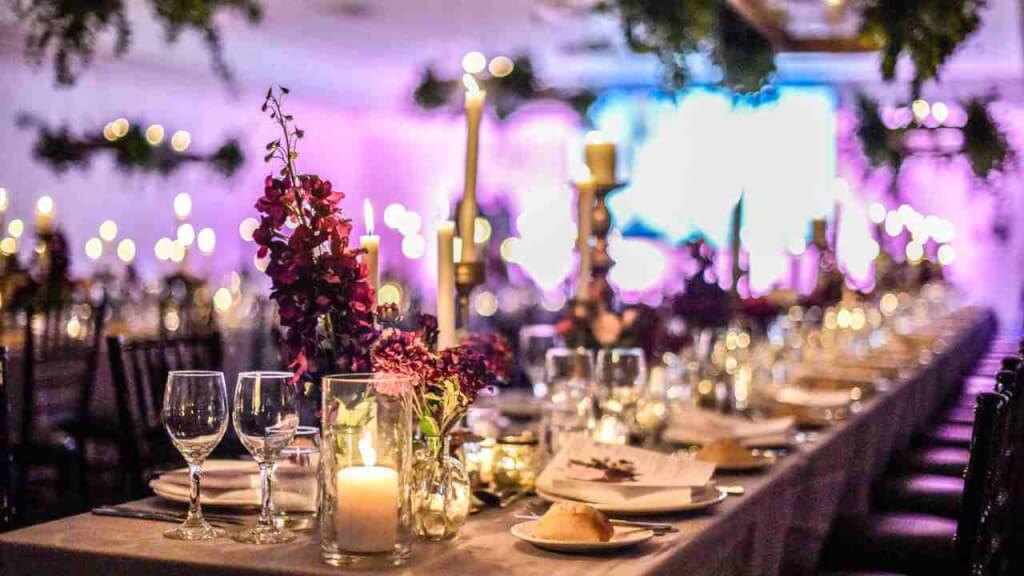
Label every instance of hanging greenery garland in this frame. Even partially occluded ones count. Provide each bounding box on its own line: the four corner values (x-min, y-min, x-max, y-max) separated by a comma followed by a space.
12, 0, 262, 86
855, 94, 1014, 188
859, 0, 985, 97
413, 55, 597, 121
596, 0, 776, 94
16, 114, 245, 177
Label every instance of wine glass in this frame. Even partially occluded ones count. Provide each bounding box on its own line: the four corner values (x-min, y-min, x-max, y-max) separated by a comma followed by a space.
519, 324, 561, 397
233, 371, 300, 544
595, 348, 647, 435
541, 348, 595, 456
162, 371, 229, 541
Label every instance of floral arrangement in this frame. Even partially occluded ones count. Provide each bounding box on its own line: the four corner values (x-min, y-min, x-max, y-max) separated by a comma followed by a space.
254, 87, 377, 378
371, 314, 500, 438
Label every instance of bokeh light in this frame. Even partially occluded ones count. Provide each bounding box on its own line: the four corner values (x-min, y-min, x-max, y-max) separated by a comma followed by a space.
171, 130, 191, 152
239, 217, 259, 241
177, 223, 196, 246
99, 220, 118, 242
8, 219, 24, 238
173, 192, 192, 220
197, 227, 216, 254
461, 51, 487, 74
85, 237, 103, 260
145, 124, 165, 145
117, 238, 136, 263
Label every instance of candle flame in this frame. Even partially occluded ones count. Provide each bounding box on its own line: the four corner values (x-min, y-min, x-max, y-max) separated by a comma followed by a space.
36, 195, 54, 215
363, 198, 375, 236
358, 432, 376, 467
462, 74, 480, 95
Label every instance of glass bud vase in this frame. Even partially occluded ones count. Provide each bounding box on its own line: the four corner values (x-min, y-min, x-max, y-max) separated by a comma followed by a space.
411, 435, 471, 540
320, 374, 413, 567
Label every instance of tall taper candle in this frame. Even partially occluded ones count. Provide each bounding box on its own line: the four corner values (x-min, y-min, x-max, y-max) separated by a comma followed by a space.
576, 178, 595, 300
361, 199, 380, 294
437, 221, 456, 350
459, 74, 486, 263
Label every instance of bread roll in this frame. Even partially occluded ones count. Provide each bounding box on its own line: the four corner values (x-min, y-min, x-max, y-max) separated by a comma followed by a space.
696, 439, 758, 467
533, 502, 614, 542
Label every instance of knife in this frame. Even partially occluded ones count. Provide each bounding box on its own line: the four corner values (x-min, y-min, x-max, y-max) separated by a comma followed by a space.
91, 506, 246, 525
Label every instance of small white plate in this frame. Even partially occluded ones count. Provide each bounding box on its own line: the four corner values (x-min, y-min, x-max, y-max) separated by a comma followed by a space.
536, 485, 727, 515
511, 521, 653, 553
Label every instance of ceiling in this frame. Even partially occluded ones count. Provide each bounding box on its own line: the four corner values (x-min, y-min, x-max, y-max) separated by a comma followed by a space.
2, 0, 1023, 106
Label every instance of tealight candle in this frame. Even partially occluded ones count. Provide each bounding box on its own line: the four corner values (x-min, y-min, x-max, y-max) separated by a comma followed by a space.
334, 436, 398, 553
583, 132, 616, 187
361, 199, 380, 294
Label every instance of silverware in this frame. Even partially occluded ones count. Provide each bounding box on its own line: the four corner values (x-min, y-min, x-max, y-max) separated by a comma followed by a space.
513, 513, 677, 535
715, 484, 746, 496
91, 506, 246, 526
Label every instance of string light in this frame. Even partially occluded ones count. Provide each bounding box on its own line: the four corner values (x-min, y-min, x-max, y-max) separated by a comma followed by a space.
112, 118, 130, 138
145, 124, 165, 145
868, 202, 887, 224
938, 244, 956, 265
401, 234, 426, 259
154, 237, 173, 261
0, 238, 16, 255
169, 240, 187, 263
488, 56, 514, 78
171, 130, 191, 152
8, 220, 24, 238
911, 99, 930, 120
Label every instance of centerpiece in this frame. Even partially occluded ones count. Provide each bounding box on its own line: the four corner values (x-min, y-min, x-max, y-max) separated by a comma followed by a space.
372, 314, 500, 540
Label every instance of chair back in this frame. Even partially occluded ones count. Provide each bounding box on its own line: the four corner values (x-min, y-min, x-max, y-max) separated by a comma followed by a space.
107, 332, 223, 497
20, 295, 107, 445
956, 390, 1013, 575
0, 347, 13, 531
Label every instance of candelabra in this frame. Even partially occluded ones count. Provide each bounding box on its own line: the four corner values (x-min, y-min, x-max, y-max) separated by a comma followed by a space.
587, 181, 625, 308
455, 260, 485, 332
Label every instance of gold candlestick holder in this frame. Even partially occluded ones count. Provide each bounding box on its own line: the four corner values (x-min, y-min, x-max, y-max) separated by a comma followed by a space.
588, 181, 625, 308
455, 260, 485, 332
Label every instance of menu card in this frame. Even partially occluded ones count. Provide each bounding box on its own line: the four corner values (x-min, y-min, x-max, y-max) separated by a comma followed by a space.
536, 436, 715, 504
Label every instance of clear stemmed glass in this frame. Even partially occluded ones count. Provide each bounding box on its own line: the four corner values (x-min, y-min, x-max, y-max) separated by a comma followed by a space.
162, 371, 229, 541
233, 371, 300, 544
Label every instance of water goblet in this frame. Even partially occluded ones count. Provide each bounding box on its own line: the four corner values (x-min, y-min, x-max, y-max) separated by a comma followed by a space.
233, 371, 300, 544
162, 371, 229, 541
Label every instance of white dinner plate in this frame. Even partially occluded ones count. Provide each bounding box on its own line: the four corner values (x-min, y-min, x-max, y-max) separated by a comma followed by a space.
511, 520, 653, 553
536, 485, 727, 515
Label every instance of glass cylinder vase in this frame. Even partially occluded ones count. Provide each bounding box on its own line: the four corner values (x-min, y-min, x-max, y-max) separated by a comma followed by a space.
320, 374, 413, 567
410, 435, 471, 540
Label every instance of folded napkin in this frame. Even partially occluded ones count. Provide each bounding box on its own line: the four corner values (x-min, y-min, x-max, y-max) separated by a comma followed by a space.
663, 406, 795, 447
153, 459, 317, 512
774, 386, 852, 408
535, 436, 715, 505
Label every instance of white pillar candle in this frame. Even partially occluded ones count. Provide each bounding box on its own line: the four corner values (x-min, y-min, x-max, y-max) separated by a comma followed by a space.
576, 178, 595, 300
361, 199, 380, 294
583, 132, 616, 187
437, 221, 457, 350
334, 466, 399, 553
459, 75, 486, 263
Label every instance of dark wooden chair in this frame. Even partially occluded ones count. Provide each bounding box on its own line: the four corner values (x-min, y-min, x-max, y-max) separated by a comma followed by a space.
0, 347, 13, 531
107, 332, 224, 499
16, 295, 108, 516
820, 391, 1014, 575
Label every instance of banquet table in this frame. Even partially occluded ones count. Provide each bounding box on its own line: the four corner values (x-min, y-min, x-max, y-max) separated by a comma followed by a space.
0, 309, 997, 576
